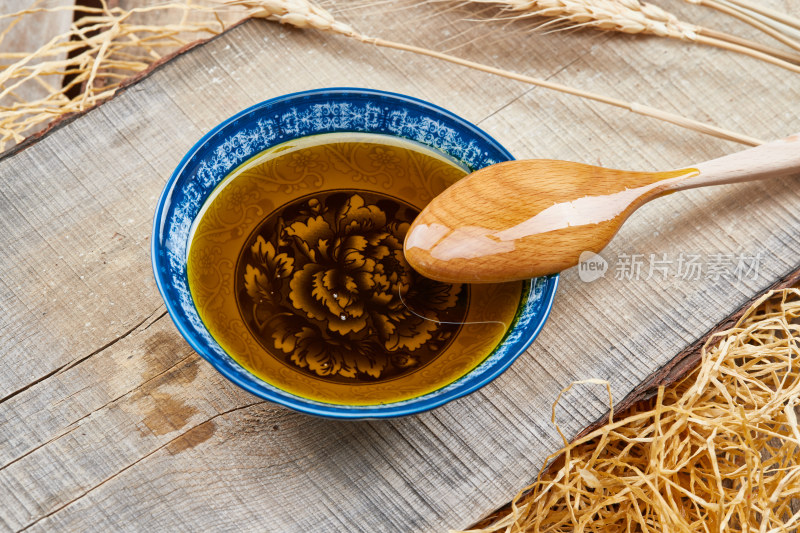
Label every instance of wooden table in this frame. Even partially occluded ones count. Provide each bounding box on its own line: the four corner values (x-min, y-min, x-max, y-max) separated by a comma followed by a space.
2, 2, 799, 531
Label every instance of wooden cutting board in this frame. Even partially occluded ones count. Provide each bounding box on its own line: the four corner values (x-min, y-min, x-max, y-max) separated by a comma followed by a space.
1, 1, 798, 531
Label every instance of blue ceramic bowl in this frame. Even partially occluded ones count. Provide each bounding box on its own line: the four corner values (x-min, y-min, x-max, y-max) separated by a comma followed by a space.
152, 88, 558, 419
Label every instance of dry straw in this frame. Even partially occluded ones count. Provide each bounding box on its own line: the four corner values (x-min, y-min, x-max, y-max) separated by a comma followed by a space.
0, 1, 234, 149
461, 289, 800, 532
1, 0, 771, 153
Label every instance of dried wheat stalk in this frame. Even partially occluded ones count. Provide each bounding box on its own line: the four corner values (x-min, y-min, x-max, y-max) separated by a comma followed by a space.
692, 0, 800, 54
461, 289, 800, 533
221, 0, 356, 34
231, 0, 763, 145
463, 0, 697, 37
1, 0, 764, 153
716, 0, 800, 32
460, 0, 800, 73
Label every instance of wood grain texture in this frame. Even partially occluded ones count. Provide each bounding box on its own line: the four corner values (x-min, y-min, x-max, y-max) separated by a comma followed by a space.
1, 1, 799, 531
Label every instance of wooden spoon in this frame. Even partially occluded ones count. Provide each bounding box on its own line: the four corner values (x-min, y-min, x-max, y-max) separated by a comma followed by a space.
404, 134, 800, 283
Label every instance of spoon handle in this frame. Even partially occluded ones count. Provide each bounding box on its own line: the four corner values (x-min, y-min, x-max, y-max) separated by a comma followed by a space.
668, 133, 800, 192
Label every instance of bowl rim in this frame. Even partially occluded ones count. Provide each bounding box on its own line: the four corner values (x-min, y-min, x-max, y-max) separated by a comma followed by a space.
151, 87, 559, 419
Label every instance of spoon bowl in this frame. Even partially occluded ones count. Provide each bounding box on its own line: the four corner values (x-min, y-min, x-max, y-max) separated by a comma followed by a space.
405, 160, 693, 283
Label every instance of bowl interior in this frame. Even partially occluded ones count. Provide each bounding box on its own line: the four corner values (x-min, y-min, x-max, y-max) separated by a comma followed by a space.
152, 88, 558, 418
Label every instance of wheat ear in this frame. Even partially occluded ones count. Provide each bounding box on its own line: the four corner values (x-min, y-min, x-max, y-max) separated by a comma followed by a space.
220, 0, 358, 35
460, 0, 800, 73
234, 0, 761, 146
0, 0, 763, 151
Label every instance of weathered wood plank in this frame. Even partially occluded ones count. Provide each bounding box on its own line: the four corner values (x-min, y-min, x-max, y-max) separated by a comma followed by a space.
1, 1, 799, 531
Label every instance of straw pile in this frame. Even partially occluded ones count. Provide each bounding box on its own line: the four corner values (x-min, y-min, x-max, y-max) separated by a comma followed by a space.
463, 289, 800, 532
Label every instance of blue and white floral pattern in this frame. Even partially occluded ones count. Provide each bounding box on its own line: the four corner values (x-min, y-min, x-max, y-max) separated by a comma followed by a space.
151, 88, 558, 419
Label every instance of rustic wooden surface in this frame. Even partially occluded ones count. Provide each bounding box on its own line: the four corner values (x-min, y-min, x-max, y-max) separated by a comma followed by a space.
1, 1, 799, 531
